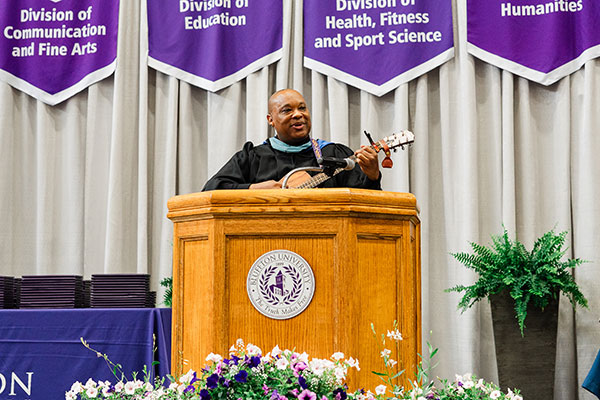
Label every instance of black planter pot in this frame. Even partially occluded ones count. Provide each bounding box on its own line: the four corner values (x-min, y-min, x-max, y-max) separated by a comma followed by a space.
490, 291, 559, 399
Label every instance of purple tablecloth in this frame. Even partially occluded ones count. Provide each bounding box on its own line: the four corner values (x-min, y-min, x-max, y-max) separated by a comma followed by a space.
0, 308, 171, 400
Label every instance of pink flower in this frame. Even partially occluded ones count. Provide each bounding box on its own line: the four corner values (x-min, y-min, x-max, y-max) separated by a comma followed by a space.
298, 389, 317, 400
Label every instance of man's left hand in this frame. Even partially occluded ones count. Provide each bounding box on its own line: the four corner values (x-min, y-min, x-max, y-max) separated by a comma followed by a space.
354, 146, 380, 181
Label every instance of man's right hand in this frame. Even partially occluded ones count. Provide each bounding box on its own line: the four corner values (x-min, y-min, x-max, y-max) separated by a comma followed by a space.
249, 180, 282, 189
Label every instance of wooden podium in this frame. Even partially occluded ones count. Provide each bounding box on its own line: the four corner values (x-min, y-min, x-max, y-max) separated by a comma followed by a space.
167, 188, 421, 390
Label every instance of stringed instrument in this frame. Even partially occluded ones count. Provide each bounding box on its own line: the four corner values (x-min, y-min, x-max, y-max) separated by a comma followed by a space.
280, 130, 415, 189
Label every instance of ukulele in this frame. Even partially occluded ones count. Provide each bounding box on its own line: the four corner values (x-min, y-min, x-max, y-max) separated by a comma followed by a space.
280, 130, 415, 189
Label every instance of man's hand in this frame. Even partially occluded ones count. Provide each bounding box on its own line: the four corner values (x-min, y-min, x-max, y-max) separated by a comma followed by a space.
249, 180, 282, 189
355, 146, 380, 181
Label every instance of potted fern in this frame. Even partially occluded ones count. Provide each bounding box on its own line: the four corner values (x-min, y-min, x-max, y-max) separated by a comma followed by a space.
446, 227, 588, 399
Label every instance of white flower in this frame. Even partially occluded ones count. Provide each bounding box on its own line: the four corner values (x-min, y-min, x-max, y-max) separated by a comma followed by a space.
102, 386, 112, 397
380, 349, 391, 358
246, 343, 262, 356
124, 381, 136, 395
331, 352, 345, 361
229, 345, 236, 354
70, 382, 84, 394
177, 384, 187, 394
334, 366, 347, 381
476, 378, 486, 389
134, 380, 144, 389
168, 382, 178, 390
387, 359, 397, 367
514, 395, 523, 400
347, 357, 360, 371
463, 379, 474, 389
114, 381, 124, 392
309, 359, 328, 376
206, 352, 223, 363
144, 382, 153, 391
490, 390, 502, 399
282, 349, 293, 358
84, 379, 96, 389
386, 329, 403, 341
85, 387, 98, 398
65, 391, 77, 400
271, 345, 282, 357
297, 352, 309, 363
275, 357, 289, 370
179, 369, 195, 383
375, 385, 387, 395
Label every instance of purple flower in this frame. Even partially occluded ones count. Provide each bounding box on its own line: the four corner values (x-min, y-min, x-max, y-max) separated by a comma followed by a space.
234, 369, 248, 383
298, 389, 317, 400
248, 356, 261, 368
190, 371, 200, 384
184, 385, 195, 394
199, 389, 211, 400
333, 388, 347, 400
206, 373, 219, 389
224, 356, 241, 366
298, 376, 308, 389
219, 377, 230, 387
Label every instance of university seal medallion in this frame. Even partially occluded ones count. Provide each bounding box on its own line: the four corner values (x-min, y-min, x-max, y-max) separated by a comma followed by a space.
246, 250, 315, 320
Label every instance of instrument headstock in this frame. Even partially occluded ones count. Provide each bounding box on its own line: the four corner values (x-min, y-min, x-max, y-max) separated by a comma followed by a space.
379, 130, 415, 151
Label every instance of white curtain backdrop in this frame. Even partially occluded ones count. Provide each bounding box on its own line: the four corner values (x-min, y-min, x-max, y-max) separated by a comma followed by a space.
1, 1, 599, 398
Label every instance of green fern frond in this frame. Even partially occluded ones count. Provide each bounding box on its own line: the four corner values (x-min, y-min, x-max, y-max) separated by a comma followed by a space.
446, 227, 589, 335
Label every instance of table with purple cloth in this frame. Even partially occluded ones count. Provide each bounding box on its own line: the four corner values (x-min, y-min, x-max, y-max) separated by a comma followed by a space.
0, 308, 171, 400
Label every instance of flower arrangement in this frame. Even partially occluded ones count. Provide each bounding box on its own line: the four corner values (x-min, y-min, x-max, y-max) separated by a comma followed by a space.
366, 322, 522, 400
66, 339, 361, 400
67, 325, 523, 400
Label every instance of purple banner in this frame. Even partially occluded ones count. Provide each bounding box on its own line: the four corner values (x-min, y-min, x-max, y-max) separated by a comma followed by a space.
304, 0, 454, 96
0, 0, 119, 105
147, 0, 283, 92
467, 0, 600, 85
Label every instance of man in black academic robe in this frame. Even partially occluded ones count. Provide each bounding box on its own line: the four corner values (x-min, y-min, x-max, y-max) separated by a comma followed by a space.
202, 89, 381, 191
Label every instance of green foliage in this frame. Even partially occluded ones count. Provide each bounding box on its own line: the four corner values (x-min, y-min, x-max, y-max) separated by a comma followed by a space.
160, 277, 173, 308
446, 228, 588, 335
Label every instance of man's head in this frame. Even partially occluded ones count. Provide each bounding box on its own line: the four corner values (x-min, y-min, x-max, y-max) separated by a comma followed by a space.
266, 89, 312, 145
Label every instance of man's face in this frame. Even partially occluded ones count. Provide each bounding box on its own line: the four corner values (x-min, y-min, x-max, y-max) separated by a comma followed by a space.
267, 90, 312, 145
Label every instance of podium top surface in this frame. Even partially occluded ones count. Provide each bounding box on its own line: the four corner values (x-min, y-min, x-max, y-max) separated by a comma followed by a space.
168, 188, 419, 221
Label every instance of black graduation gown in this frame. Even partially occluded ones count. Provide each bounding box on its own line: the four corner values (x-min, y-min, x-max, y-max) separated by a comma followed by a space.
202, 140, 382, 191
